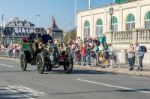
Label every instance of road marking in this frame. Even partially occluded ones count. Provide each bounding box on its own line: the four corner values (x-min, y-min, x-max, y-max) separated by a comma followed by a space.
0, 63, 14, 68
77, 79, 150, 94
4, 87, 34, 99
8, 85, 46, 97
0, 85, 46, 99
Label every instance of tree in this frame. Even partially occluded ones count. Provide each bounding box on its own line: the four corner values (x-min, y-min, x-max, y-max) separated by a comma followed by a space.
64, 28, 76, 44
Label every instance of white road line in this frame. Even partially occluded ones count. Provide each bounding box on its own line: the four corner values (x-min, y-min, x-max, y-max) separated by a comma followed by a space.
8, 85, 46, 96
77, 79, 150, 94
4, 87, 34, 99
0, 63, 14, 68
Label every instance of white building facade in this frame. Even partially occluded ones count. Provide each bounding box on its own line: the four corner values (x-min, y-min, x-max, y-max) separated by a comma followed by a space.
77, 0, 150, 65
77, 0, 150, 39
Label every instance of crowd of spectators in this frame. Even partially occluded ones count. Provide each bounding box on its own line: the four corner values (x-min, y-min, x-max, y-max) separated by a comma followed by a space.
0, 43, 20, 58
64, 35, 117, 68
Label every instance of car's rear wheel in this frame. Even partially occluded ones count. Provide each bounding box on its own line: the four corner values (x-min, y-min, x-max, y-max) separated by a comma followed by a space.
20, 52, 27, 71
36, 53, 46, 74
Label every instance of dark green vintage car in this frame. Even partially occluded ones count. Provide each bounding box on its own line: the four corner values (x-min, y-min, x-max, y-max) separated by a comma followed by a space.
20, 37, 73, 74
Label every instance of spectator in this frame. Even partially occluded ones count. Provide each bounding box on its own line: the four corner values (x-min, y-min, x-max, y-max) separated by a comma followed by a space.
86, 44, 92, 66
127, 44, 135, 71
92, 42, 99, 66
135, 43, 145, 71
74, 43, 81, 65
81, 44, 86, 66
108, 44, 116, 68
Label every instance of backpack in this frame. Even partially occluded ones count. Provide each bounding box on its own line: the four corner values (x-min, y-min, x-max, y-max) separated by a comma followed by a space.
140, 46, 147, 52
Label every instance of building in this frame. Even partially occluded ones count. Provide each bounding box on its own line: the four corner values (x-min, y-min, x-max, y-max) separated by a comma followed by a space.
50, 18, 63, 42
77, 0, 150, 38
77, 0, 150, 64
3, 17, 35, 44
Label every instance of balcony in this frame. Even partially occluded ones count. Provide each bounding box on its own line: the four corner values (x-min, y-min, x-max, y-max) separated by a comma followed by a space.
106, 29, 150, 50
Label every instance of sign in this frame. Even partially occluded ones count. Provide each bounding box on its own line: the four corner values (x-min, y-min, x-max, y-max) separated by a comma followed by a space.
115, 0, 137, 4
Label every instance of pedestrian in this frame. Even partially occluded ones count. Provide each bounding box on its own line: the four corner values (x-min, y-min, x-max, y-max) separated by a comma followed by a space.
135, 43, 145, 71
81, 44, 86, 66
86, 44, 92, 66
91, 43, 99, 66
108, 44, 116, 68
75, 44, 81, 65
127, 43, 135, 71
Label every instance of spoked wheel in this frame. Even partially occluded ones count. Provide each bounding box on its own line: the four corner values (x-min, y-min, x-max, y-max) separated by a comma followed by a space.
36, 53, 46, 74
20, 52, 27, 71
64, 56, 73, 73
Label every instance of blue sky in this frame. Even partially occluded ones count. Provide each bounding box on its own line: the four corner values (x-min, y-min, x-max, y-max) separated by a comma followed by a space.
0, 0, 113, 31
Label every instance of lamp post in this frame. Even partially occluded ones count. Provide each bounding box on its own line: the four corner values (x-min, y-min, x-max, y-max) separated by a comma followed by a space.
75, 0, 77, 27
68, 23, 72, 41
88, 0, 91, 10
109, 7, 114, 31
1, 13, 4, 43
1, 34, 3, 44
109, 5, 114, 43
36, 15, 40, 27
13, 32, 15, 44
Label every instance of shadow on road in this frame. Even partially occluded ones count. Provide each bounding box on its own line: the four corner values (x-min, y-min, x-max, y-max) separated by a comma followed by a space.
45, 69, 118, 75
0, 67, 117, 75
48, 88, 150, 96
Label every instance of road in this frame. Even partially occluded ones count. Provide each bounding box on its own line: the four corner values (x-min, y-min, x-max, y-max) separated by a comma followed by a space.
0, 58, 150, 99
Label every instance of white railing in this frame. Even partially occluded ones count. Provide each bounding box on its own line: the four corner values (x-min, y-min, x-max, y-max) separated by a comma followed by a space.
107, 29, 150, 44
113, 31, 133, 43
138, 29, 150, 43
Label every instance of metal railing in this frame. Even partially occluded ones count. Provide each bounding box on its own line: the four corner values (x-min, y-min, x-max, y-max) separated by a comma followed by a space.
0, 48, 20, 59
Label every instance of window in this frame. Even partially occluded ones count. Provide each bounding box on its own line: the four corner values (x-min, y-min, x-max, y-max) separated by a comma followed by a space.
145, 11, 150, 29
84, 20, 90, 37
126, 14, 135, 31
111, 16, 118, 31
96, 19, 103, 37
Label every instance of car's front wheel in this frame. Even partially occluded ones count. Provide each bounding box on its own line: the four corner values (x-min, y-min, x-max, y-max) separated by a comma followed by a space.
64, 55, 73, 73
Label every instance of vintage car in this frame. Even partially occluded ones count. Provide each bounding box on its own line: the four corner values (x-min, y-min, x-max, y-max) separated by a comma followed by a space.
20, 37, 73, 74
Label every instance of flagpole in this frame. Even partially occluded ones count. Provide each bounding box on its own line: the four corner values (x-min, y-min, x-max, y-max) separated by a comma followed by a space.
88, 0, 91, 10
1, 12, 4, 43
75, 0, 77, 27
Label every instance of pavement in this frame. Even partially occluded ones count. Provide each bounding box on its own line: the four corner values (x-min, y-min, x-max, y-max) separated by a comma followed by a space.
75, 64, 150, 77
0, 57, 150, 77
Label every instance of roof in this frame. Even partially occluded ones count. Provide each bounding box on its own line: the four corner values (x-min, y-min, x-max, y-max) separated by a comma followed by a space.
51, 18, 63, 33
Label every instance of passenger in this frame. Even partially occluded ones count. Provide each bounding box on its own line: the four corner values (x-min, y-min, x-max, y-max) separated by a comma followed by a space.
29, 32, 37, 43
41, 28, 53, 44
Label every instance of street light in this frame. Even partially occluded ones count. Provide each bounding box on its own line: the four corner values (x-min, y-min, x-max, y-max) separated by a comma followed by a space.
109, 7, 114, 31
68, 23, 72, 41
109, 4, 114, 43
75, 0, 77, 28
13, 32, 15, 44
36, 15, 40, 27
1, 13, 4, 43
88, 0, 91, 10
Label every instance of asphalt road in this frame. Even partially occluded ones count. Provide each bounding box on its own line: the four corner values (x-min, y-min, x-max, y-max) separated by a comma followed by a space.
0, 58, 150, 99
